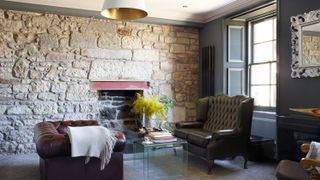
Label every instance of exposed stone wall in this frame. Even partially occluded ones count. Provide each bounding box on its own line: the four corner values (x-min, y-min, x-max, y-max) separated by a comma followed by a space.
0, 9, 199, 154
302, 35, 320, 66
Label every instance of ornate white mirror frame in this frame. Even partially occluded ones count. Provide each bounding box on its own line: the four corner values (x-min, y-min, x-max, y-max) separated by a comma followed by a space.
291, 9, 320, 78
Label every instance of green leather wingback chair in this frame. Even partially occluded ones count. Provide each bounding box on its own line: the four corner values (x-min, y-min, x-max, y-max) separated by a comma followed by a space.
174, 95, 254, 173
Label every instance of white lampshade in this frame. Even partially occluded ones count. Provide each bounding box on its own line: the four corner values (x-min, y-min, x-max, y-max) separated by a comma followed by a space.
101, 0, 148, 20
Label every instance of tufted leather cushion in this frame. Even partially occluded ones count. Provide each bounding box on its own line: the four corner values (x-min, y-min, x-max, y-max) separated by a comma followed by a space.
34, 120, 126, 159
203, 95, 246, 132
175, 128, 212, 148
187, 130, 212, 148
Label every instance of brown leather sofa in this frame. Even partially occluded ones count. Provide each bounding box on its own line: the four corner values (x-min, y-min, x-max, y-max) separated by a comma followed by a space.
34, 120, 126, 180
174, 95, 254, 173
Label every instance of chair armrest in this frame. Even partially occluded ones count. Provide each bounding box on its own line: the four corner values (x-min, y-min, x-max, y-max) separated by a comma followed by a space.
175, 121, 204, 129
300, 158, 320, 169
213, 129, 239, 139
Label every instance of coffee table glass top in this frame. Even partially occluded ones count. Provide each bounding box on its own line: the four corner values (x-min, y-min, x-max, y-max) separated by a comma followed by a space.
135, 138, 187, 148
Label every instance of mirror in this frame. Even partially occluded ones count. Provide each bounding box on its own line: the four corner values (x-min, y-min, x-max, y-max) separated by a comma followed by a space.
291, 9, 320, 78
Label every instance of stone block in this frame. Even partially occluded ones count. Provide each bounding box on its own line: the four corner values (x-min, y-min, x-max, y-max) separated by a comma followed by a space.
72, 61, 91, 69
165, 37, 177, 43
190, 38, 199, 45
89, 60, 122, 80
0, 44, 5, 58
81, 49, 132, 60
152, 71, 166, 80
89, 60, 153, 80
152, 26, 163, 33
176, 38, 190, 44
66, 84, 89, 101
177, 64, 192, 71
98, 33, 121, 49
133, 49, 159, 61
64, 69, 87, 78
122, 61, 153, 80
63, 113, 89, 120
38, 92, 58, 101
160, 61, 173, 71
39, 34, 59, 49
32, 16, 52, 29
1, 20, 23, 32
189, 45, 199, 51
12, 84, 29, 93
142, 32, 159, 42
117, 27, 131, 36
57, 102, 76, 113
29, 70, 43, 79
159, 84, 173, 97
30, 80, 51, 92
80, 103, 98, 113
0, 105, 7, 114
70, 32, 97, 48
13, 59, 29, 78
15, 93, 28, 100
176, 32, 198, 39
172, 106, 186, 122
81, 21, 116, 33
0, 85, 12, 96
46, 52, 74, 61
33, 102, 57, 115
176, 93, 185, 102
170, 44, 185, 53
121, 36, 142, 49
27, 93, 38, 101
7, 106, 32, 115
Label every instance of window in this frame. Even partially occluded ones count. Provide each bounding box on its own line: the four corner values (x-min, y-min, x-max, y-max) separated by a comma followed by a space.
249, 17, 277, 109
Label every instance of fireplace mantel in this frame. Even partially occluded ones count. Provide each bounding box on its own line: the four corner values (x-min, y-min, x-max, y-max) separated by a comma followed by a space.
89, 81, 149, 90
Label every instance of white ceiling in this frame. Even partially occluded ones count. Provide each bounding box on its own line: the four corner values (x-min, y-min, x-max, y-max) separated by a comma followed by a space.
5, 0, 266, 23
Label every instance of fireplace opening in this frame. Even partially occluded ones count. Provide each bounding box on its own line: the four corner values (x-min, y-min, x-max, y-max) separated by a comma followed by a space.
98, 90, 142, 131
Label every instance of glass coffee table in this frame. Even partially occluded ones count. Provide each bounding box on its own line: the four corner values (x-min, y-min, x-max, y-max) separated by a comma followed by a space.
133, 138, 188, 180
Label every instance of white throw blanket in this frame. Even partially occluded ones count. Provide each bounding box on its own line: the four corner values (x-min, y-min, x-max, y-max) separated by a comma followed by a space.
67, 126, 117, 170
306, 141, 320, 173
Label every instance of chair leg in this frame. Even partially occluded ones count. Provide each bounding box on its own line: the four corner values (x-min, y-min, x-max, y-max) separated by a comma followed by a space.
173, 148, 177, 156
243, 155, 248, 169
208, 160, 214, 174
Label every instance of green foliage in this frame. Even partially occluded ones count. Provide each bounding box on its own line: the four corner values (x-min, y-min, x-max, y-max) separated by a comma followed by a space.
159, 94, 175, 112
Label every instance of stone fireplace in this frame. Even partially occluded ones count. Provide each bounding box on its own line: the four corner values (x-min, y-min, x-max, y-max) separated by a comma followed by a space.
90, 81, 149, 131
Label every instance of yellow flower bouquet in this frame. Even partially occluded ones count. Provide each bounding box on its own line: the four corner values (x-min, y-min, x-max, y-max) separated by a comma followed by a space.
133, 93, 167, 129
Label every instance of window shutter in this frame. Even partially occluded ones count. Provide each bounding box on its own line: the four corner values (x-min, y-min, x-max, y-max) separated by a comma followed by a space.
224, 20, 247, 96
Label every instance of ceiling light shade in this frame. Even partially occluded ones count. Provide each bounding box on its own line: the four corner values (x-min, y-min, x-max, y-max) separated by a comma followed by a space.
101, 0, 148, 20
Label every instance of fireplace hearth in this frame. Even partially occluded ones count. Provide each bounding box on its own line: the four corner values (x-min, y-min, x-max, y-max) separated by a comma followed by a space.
98, 90, 141, 130
90, 81, 149, 131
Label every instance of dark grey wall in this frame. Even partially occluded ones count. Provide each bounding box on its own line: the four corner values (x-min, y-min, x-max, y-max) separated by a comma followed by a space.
199, 18, 225, 95
277, 0, 320, 115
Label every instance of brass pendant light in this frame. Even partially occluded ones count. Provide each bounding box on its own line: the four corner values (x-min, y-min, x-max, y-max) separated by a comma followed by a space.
101, 0, 148, 20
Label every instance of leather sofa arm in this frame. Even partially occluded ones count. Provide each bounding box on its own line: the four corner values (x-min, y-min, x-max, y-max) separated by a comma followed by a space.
176, 121, 204, 129
113, 131, 126, 152
213, 129, 240, 139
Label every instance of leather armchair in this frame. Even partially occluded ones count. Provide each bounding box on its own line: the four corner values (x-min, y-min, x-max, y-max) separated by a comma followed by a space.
174, 95, 254, 173
34, 120, 126, 180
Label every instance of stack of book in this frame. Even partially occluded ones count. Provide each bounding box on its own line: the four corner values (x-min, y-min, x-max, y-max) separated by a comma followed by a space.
148, 131, 177, 143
